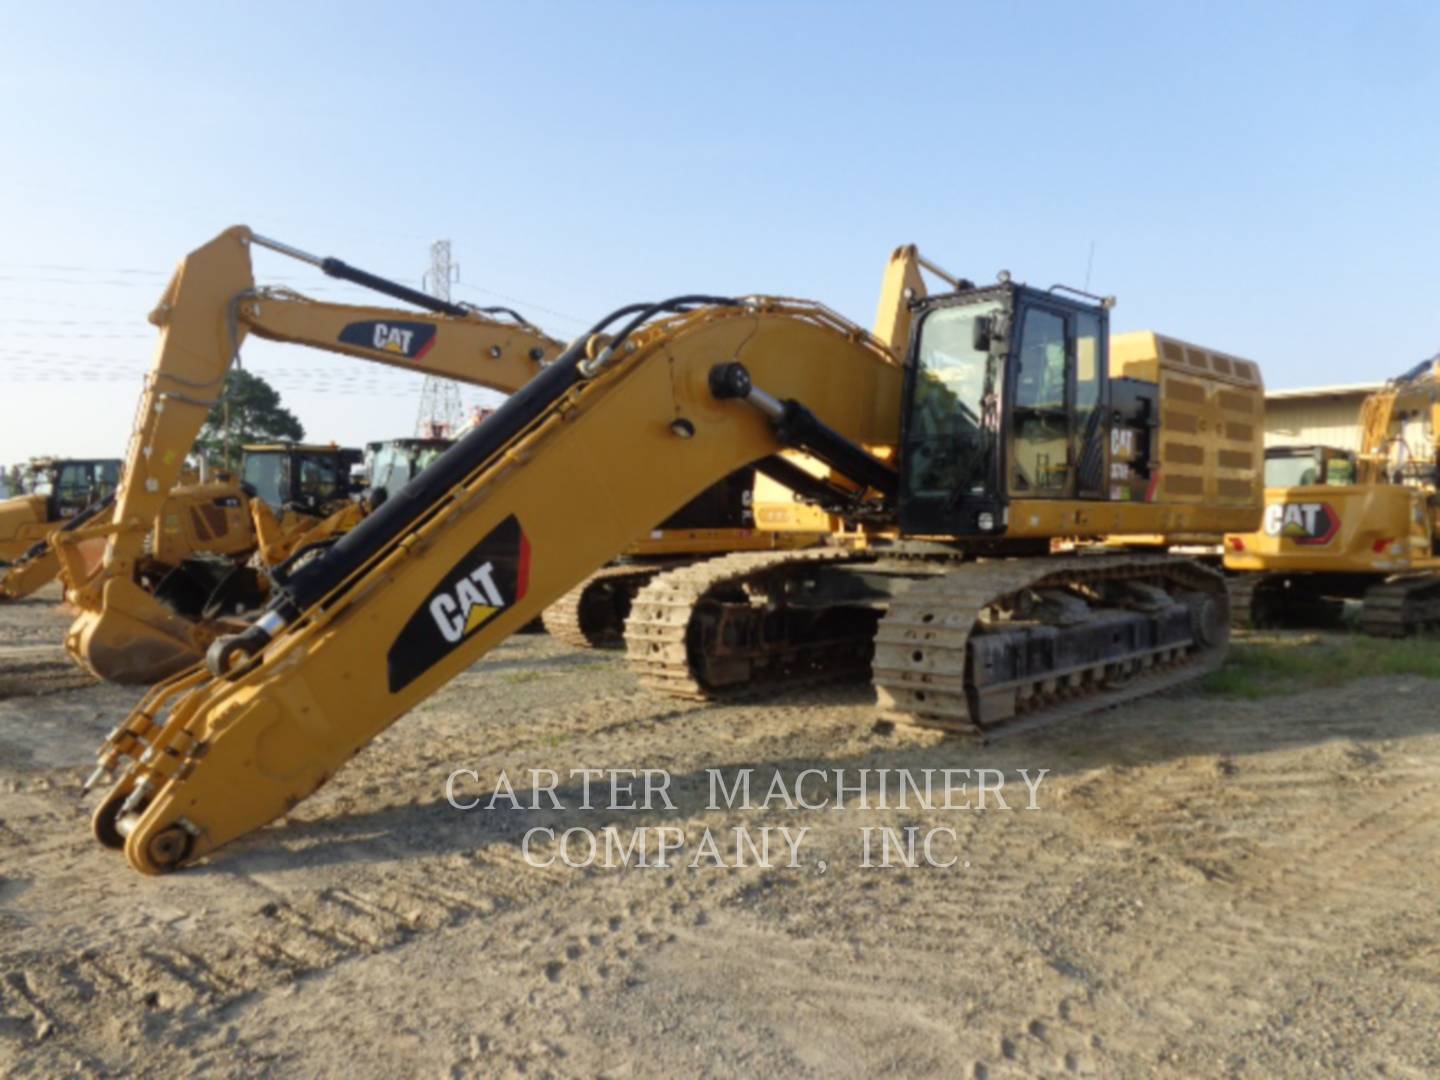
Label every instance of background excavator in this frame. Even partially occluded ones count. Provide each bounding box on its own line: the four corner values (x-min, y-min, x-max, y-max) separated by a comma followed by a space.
1226, 354, 1440, 634
1, 442, 362, 605
58, 226, 566, 685
84, 250, 1264, 873
0, 458, 123, 560
0, 458, 122, 601
0, 458, 121, 598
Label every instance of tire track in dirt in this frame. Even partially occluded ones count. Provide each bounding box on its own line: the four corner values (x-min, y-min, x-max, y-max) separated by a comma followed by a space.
1047, 705, 1440, 1073
0, 646, 96, 699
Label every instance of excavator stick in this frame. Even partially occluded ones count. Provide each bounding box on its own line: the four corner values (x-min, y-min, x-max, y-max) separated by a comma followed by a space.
87, 300, 902, 873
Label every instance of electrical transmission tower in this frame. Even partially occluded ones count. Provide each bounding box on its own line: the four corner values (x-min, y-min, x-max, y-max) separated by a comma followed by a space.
415, 240, 465, 437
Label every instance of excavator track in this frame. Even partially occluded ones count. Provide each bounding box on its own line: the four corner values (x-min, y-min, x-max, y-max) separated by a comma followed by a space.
1226, 573, 1272, 630
624, 548, 883, 699
1360, 573, 1440, 637
873, 555, 1229, 739
543, 563, 674, 649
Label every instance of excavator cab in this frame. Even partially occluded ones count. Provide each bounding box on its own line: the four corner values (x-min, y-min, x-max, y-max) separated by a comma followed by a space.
29, 458, 122, 520
364, 438, 453, 503
240, 443, 363, 517
899, 284, 1111, 537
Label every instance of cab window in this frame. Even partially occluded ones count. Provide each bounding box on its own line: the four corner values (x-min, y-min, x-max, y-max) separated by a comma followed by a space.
298, 457, 343, 505
369, 446, 413, 498
55, 462, 102, 513
97, 461, 120, 494
1324, 456, 1355, 485
1263, 453, 1323, 488
242, 454, 289, 510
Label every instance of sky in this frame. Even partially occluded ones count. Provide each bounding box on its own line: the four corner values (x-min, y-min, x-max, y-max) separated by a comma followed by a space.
1, 1, 1437, 465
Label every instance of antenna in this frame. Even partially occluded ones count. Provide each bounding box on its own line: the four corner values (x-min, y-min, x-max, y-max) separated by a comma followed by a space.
1083, 241, 1096, 292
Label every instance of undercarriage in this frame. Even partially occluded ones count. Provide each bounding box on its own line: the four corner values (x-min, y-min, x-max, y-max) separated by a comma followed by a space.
1228, 571, 1440, 637
624, 547, 1230, 738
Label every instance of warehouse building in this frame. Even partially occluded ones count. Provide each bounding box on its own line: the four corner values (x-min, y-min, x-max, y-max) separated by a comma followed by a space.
1265, 382, 1432, 457
1264, 384, 1380, 450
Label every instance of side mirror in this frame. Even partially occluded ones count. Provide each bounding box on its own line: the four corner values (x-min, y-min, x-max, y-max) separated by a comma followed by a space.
972, 315, 993, 352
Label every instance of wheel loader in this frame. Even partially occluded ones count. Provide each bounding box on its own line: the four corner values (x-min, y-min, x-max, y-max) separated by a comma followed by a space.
84, 253, 1265, 873
1226, 355, 1440, 634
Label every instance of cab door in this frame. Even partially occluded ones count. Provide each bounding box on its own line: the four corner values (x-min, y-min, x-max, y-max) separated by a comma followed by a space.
897, 297, 1007, 537
1007, 301, 1108, 500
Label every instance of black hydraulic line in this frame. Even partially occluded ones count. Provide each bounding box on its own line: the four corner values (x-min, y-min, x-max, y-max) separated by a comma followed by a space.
251, 232, 540, 324
579, 302, 655, 337
460, 302, 534, 328
1392, 353, 1439, 385
605, 295, 740, 354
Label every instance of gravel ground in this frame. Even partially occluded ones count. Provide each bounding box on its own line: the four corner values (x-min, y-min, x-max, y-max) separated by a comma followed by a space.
2, 584, 1438, 1078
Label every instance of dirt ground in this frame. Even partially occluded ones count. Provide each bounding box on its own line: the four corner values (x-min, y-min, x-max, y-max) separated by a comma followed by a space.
2, 584, 1438, 1078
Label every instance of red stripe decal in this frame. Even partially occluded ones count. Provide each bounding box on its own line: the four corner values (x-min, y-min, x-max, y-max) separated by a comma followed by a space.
1145, 467, 1161, 502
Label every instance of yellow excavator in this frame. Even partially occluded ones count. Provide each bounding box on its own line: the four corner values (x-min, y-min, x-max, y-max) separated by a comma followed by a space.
84, 249, 1264, 873
58, 227, 566, 685
1226, 354, 1440, 634
0, 458, 121, 599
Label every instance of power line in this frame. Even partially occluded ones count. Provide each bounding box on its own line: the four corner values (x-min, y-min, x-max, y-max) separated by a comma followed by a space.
451, 278, 588, 328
